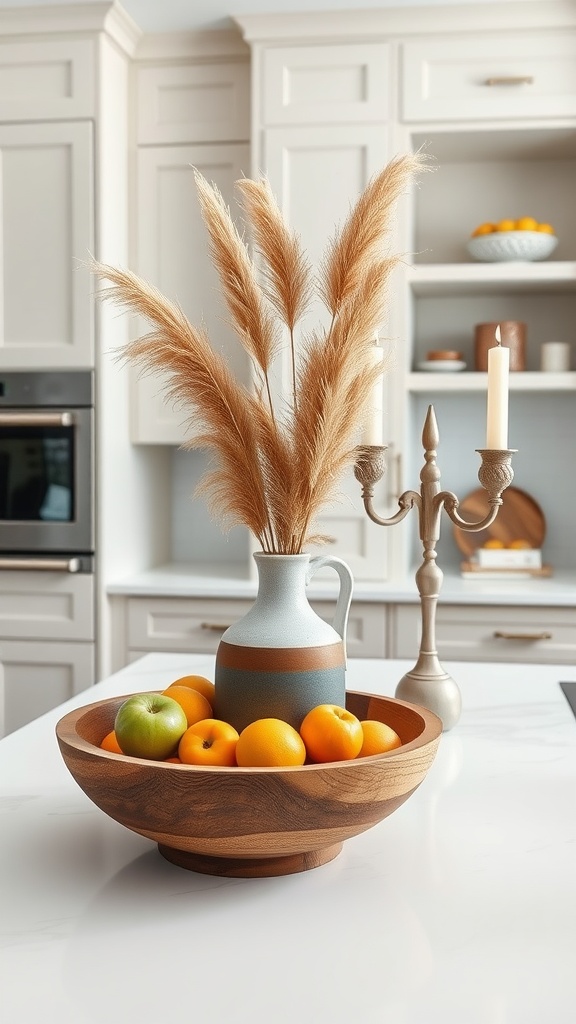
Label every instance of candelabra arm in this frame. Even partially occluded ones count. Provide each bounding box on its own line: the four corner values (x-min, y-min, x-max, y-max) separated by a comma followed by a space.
440, 492, 502, 533
353, 445, 420, 527
362, 489, 420, 528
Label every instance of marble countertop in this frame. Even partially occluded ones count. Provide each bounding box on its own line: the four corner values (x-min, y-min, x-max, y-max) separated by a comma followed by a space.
2, 653, 576, 1023
106, 561, 576, 606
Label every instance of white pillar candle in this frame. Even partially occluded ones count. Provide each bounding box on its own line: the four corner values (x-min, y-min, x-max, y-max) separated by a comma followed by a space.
360, 338, 384, 446
486, 328, 510, 449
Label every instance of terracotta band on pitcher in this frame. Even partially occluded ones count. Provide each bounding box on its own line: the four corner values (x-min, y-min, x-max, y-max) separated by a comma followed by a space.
217, 640, 344, 672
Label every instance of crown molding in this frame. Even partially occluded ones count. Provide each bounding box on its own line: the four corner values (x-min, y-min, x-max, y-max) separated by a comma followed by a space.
0, 2, 141, 54
134, 27, 248, 63
234, 1, 576, 44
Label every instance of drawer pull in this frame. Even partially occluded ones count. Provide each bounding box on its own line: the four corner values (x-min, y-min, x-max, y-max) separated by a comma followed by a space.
493, 630, 552, 641
200, 622, 233, 633
0, 556, 80, 573
484, 76, 534, 87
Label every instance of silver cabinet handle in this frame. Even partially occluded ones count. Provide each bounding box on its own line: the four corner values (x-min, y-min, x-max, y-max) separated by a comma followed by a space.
0, 412, 74, 427
200, 622, 233, 632
0, 557, 80, 573
484, 76, 534, 87
494, 630, 552, 641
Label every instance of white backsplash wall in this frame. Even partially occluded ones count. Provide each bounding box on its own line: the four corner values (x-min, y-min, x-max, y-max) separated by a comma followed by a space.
171, 447, 251, 567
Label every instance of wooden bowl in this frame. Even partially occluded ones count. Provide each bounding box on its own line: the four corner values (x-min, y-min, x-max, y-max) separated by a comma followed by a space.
56, 691, 441, 878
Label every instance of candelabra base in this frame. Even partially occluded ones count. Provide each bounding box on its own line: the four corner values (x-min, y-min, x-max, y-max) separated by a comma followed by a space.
395, 655, 462, 732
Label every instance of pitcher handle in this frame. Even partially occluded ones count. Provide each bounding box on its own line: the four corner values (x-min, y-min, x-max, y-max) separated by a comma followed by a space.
306, 555, 354, 661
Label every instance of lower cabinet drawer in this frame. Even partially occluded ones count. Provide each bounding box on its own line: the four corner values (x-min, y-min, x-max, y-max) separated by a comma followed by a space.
126, 596, 386, 658
393, 604, 576, 664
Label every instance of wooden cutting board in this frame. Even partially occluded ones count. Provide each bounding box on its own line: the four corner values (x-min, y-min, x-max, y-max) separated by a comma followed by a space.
452, 486, 546, 557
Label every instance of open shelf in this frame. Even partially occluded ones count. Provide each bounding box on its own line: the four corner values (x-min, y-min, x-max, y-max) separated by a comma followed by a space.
406, 261, 576, 296
408, 371, 576, 392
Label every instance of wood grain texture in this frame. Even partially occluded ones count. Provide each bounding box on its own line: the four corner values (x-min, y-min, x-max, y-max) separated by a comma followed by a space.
56, 690, 441, 877
453, 485, 546, 557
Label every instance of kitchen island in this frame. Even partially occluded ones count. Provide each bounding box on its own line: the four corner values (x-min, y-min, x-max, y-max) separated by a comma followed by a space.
1, 653, 576, 1023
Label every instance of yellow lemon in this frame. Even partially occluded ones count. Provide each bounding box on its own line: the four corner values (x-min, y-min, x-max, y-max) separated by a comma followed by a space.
536, 222, 555, 235
495, 219, 516, 233
515, 216, 539, 231
471, 222, 495, 237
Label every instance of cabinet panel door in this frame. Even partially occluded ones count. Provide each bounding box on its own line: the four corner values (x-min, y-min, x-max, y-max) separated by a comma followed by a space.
0, 572, 94, 641
133, 143, 251, 444
262, 43, 390, 125
263, 125, 393, 580
0, 640, 94, 736
402, 33, 576, 122
137, 62, 250, 145
0, 39, 95, 121
393, 603, 576, 664
0, 121, 93, 368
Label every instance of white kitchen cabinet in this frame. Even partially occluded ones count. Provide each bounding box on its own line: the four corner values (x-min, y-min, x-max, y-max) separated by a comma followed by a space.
392, 603, 576, 665
131, 141, 251, 445
0, 570, 94, 641
261, 43, 390, 125
122, 594, 386, 663
401, 32, 576, 123
234, 2, 576, 596
0, 640, 94, 737
0, 569, 95, 735
0, 119, 94, 369
136, 61, 250, 145
0, 37, 95, 121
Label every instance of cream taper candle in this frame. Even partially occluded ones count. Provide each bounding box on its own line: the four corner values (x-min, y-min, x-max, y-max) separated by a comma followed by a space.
486, 326, 510, 449
360, 336, 384, 446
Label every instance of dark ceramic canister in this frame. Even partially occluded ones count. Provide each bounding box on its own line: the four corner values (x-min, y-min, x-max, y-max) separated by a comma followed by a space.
474, 321, 526, 371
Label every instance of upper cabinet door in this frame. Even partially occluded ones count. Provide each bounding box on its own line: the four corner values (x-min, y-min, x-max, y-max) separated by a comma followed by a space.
402, 33, 576, 122
0, 120, 94, 369
132, 142, 251, 445
262, 43, 390, 125
0, 39, 95, 121
136, 62, 250, 145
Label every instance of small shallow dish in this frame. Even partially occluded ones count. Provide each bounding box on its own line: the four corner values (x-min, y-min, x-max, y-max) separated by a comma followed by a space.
417, 360, 466, 372
56, 689, 441, 878
467, 230, 558, 263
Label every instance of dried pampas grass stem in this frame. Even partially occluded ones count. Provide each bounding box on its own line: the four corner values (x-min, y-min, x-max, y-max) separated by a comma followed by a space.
93, 152, 427, 554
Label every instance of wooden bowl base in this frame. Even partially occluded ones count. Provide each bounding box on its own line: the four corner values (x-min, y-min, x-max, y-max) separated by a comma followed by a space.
157, 842, 343, 878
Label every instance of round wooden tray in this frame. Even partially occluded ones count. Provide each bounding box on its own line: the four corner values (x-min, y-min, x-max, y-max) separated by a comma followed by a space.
453, 485, 546, 557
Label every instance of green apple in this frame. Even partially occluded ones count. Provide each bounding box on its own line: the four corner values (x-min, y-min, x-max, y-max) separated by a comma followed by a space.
114, 692, 188, 760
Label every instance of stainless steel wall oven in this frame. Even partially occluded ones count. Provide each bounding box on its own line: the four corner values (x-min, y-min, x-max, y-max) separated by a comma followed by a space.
0, 372, 94, 571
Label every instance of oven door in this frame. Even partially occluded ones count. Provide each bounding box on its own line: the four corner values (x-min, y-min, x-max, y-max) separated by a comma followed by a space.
0, 406, 94, 555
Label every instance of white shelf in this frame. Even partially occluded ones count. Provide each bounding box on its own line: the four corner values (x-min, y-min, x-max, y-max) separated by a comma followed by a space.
408, 371, 576, 392
406, 261, 576, 296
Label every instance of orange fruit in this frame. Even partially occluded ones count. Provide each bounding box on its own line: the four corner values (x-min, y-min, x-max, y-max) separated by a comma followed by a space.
471, 222, 495, 237
167, 674, 216, 705
179, 719, 239, 767
100, 729, 123, 754
483, 538, 505, 549
536, 222, 555, 234
235, 718, 306, 767
495, 219, 516, 232
509, 538, 532, 549
359, 720, 402, 757
161, 684, 212, 726
514, 216, 538, 231
299, 704, 363, 764
164, 756, 182, 763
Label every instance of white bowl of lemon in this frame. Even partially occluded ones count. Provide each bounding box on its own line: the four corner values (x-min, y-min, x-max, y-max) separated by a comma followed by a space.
467, 217, 558, 262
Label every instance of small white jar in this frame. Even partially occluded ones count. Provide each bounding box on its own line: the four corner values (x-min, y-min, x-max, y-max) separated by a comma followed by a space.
540, 342, 571, 372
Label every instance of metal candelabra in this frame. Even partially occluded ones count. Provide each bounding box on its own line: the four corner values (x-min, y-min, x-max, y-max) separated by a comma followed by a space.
354, 404, 516, 731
